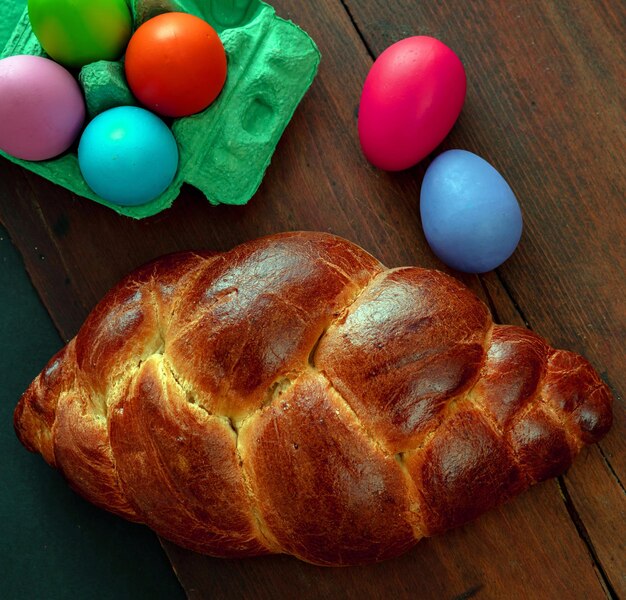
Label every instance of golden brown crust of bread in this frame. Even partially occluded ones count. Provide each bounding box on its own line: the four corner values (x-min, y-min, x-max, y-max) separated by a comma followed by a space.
14, 232, 613, 566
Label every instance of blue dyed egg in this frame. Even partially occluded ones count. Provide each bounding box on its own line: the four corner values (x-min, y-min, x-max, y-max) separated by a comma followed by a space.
420, 150, 523, 273
78, 106, 178, 206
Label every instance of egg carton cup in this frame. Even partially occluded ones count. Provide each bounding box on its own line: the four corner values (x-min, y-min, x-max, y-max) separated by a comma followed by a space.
0, 0, 320, 218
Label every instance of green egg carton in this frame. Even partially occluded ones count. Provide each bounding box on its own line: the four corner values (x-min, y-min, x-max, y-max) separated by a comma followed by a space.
0, 0, 320, 218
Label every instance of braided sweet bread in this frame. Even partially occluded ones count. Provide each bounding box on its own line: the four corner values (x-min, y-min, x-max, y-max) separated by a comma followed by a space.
14, 232, 613, 566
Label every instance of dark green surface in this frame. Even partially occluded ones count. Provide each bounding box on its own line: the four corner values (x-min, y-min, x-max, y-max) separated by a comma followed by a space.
0, 225, 185, 600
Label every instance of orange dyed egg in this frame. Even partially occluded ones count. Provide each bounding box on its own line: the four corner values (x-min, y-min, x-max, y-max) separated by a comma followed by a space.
125, 12, 227, 118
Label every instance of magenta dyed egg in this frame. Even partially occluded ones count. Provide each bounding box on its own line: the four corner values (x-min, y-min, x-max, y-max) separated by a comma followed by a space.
358, 36, 466, 171
0, 55, 85, 161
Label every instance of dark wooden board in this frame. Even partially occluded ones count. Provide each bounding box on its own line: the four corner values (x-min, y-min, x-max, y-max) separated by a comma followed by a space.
0, 0, 623, 598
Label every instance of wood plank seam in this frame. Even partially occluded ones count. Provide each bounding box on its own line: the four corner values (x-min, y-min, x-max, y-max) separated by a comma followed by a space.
557, 477, 616, 599
339, 0, 376, 58
492, 271, 531, 328
451, 584, 483, 600
597, 445, 625, 495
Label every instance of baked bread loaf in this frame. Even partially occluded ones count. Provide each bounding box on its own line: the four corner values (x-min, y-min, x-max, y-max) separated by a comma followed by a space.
15, 232, 613, 566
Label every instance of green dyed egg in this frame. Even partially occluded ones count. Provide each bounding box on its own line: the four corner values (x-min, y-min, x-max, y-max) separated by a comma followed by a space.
28, 0, 132, 68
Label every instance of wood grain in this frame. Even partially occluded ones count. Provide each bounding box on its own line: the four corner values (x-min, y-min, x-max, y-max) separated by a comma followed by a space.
0, 0, 623, 598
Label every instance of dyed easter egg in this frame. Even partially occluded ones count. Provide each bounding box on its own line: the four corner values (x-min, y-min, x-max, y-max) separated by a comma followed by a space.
358, 36, 466, 171
0, 55, 85, 161
78, 106, 179, 206
125, 12, 227, 118
420, 150, 523, 273
28, 0, 132, 68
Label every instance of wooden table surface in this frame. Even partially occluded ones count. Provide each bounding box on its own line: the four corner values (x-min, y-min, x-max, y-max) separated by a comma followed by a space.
1, 0, 624, 598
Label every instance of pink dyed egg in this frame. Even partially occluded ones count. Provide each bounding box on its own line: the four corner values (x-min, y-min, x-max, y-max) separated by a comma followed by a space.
0, 55, 85, 161
358, 36, 466, 171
